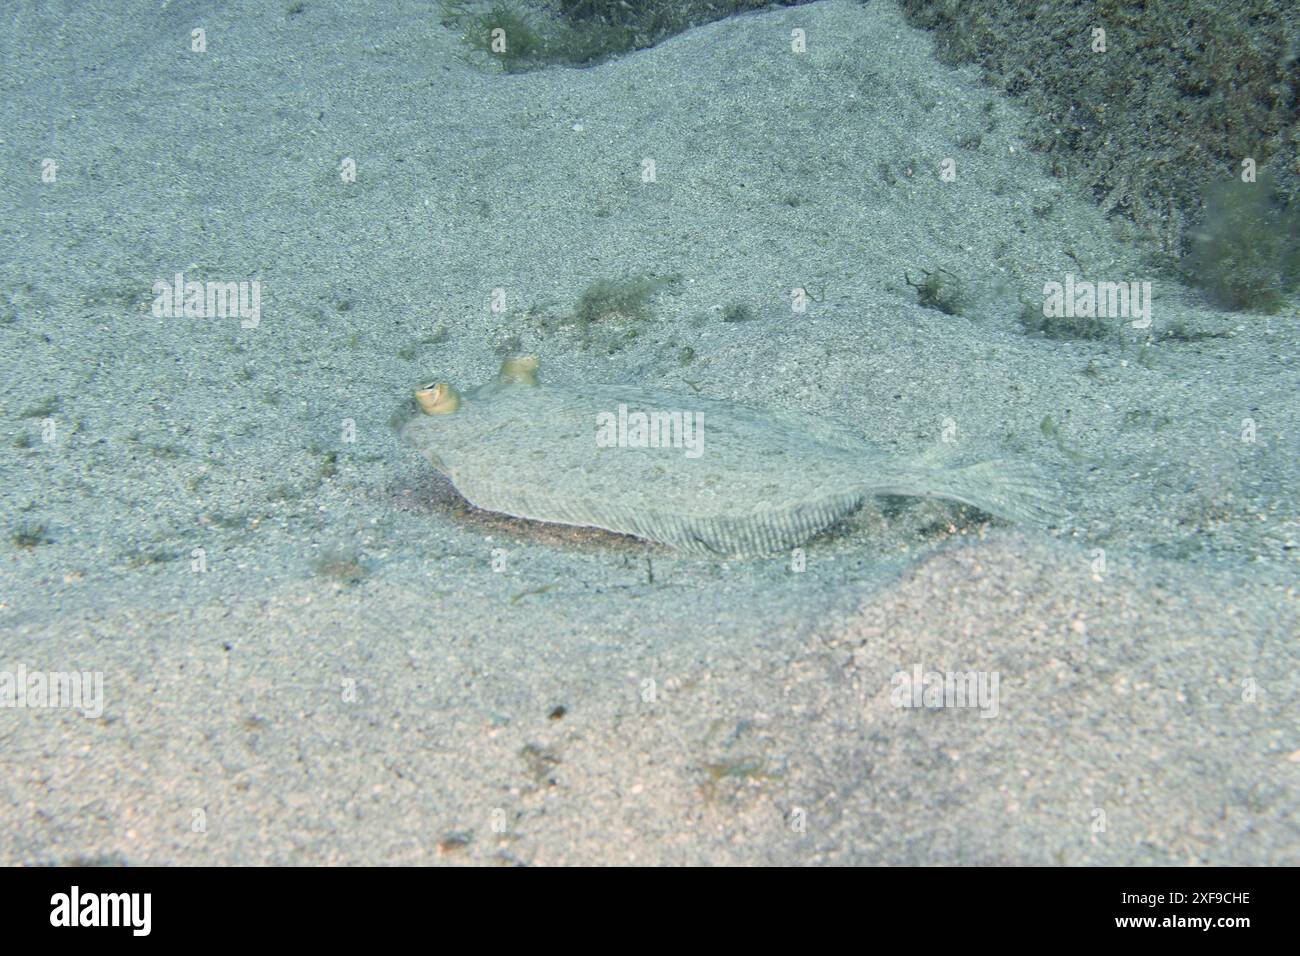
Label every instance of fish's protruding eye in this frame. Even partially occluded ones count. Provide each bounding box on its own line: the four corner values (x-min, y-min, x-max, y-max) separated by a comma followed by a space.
414, 382, 460, 414
497, 355, 540, 386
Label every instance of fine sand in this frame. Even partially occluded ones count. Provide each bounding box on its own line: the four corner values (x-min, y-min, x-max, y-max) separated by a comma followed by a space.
1, 0, 1296, 864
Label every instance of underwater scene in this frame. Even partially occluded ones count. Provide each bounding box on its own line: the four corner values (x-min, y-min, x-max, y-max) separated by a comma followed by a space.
1, 0, 1297, 866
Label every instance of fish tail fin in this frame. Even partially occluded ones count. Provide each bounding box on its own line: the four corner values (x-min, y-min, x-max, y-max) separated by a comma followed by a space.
873, 458, 1066, 527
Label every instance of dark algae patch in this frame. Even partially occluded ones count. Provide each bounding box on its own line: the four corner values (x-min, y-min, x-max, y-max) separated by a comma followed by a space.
898, 0, 1299, 223
906, 267, 965, 316
571, 273, 680, 352
1182, 174, 1300, 313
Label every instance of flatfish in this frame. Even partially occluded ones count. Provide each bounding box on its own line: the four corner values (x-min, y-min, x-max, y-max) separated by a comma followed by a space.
393, 357, 1062, 556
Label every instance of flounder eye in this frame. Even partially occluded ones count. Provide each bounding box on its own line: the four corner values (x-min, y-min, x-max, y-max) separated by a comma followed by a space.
497, 355, 540, 386
414, 382, 460, 415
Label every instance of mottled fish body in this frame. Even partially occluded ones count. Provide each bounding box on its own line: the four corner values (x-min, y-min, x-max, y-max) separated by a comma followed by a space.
394, 358, 1060, 556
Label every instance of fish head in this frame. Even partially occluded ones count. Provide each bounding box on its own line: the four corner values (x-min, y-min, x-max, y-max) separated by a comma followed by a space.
389, 380, 466, 473
392, 358, 542, 474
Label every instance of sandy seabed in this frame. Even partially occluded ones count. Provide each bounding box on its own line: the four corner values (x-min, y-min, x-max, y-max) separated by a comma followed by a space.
1, 0, 1296, 864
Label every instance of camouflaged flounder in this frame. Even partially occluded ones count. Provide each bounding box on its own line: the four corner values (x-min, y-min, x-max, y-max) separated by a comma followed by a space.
393, 357, 1062, 556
